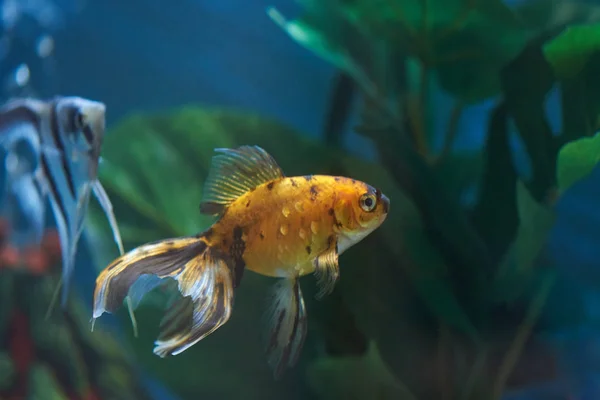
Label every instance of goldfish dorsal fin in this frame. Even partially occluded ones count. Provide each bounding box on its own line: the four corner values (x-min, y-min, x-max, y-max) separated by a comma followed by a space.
199, 145, 284, 215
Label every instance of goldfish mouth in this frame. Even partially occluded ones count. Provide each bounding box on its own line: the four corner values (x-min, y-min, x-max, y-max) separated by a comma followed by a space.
380, 194, 390, 214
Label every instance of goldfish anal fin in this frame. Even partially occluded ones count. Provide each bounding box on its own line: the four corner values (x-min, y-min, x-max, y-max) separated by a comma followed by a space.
264, 277, 307, 379
313, 238, 340, 300
199, 145, 284, 216
154, 252, 234, 357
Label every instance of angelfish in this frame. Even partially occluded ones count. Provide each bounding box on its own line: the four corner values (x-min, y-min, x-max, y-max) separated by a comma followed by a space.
92, 145, 390, 377
0, 96, 125, 312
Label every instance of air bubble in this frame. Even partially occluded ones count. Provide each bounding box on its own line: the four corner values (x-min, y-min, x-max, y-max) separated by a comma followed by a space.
36, 35, 54, 58
14, 64, 30, 87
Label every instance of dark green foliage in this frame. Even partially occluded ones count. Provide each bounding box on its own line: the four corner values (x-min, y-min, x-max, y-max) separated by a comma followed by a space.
263, 1, 600, 397
86, 2, 600, 399
0, 268, 153, 400
500, 38, 558, 201
544, 23, 600, 79
471, 102, 518, 265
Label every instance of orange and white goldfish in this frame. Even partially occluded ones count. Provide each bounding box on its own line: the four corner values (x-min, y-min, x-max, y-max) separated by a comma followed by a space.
92, 145, 390, 377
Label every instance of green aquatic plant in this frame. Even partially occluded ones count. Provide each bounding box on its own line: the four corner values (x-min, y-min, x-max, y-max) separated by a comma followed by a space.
0, 224, 152, 400
264, 2, 600, 398
86, 4, 600, 400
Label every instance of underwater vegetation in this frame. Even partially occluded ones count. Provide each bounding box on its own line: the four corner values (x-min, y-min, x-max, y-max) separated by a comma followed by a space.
3, 0, 600, 399
82, 1, 600, 399
0, 220, 153, 400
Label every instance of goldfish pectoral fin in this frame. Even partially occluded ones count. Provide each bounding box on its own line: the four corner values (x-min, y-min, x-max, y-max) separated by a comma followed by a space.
199, 145, 284, 216
264, 277, 307, 379
91, 180, 124, 255
153, 255, 235, 357
92, 236, 208, 328
313, 239, 339, 300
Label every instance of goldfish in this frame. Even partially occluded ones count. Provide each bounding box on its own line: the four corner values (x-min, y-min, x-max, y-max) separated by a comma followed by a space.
92, 145, 390, 377
0, 96, 126, 318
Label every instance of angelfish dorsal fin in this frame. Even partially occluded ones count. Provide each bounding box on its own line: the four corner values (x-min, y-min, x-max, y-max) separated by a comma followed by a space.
199, 145, 284, 215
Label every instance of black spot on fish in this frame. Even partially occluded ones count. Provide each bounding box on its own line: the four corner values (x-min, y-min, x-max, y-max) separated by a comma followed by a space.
230, 226, 246, 288
305, 245, 311, 255
267, 182, 275, 190
334, 177, 341, 182
310, 185, 318, 201
331, 211, 342, 228
327, 234, 335, 248
328, 208, 334, 216
303, 175, 313, 182
291, 179, 298, 187
246, 200, 251, 207
260, 232, 265, 240
351, 179, 356, 184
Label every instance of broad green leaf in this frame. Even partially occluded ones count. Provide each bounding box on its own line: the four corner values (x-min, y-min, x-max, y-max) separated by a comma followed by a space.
306, 341, 417, 400
402, 228, 481, 342
493, 181, 555, 303
267, 6, 376, 97
513, 182, 555, 273
471, 103, 519, 265
556, 131, 600, 192
431, 152, 484, 204
272, 0, 531, 103
500, 42, 557, 201
543, 23, 600, 79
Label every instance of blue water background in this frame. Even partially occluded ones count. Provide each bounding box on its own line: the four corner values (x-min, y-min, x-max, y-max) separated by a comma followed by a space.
4, 0, 600, 398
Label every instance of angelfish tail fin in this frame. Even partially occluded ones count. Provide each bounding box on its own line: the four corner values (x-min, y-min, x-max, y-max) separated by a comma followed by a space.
92, 234, 236, 355
263, 277, 308, 379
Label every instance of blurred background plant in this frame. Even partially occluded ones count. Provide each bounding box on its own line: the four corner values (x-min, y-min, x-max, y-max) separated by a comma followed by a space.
5, 0, 600, 399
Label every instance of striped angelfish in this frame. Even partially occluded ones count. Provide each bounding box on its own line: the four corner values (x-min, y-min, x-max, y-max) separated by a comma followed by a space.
0, 96, 133, 325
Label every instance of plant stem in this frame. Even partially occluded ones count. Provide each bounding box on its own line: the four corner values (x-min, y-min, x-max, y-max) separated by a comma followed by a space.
437, 323, 450, 400
490, 271, 556, 399
411, 63, 430, 158
435, 100, 464, 164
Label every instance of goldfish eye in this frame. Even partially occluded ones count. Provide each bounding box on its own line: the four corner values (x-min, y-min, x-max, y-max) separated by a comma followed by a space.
359, 193, 377, 212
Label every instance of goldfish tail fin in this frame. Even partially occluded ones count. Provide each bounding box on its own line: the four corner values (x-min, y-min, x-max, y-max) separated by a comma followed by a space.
263, 277, 308, 379
92, 234, 236, 355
